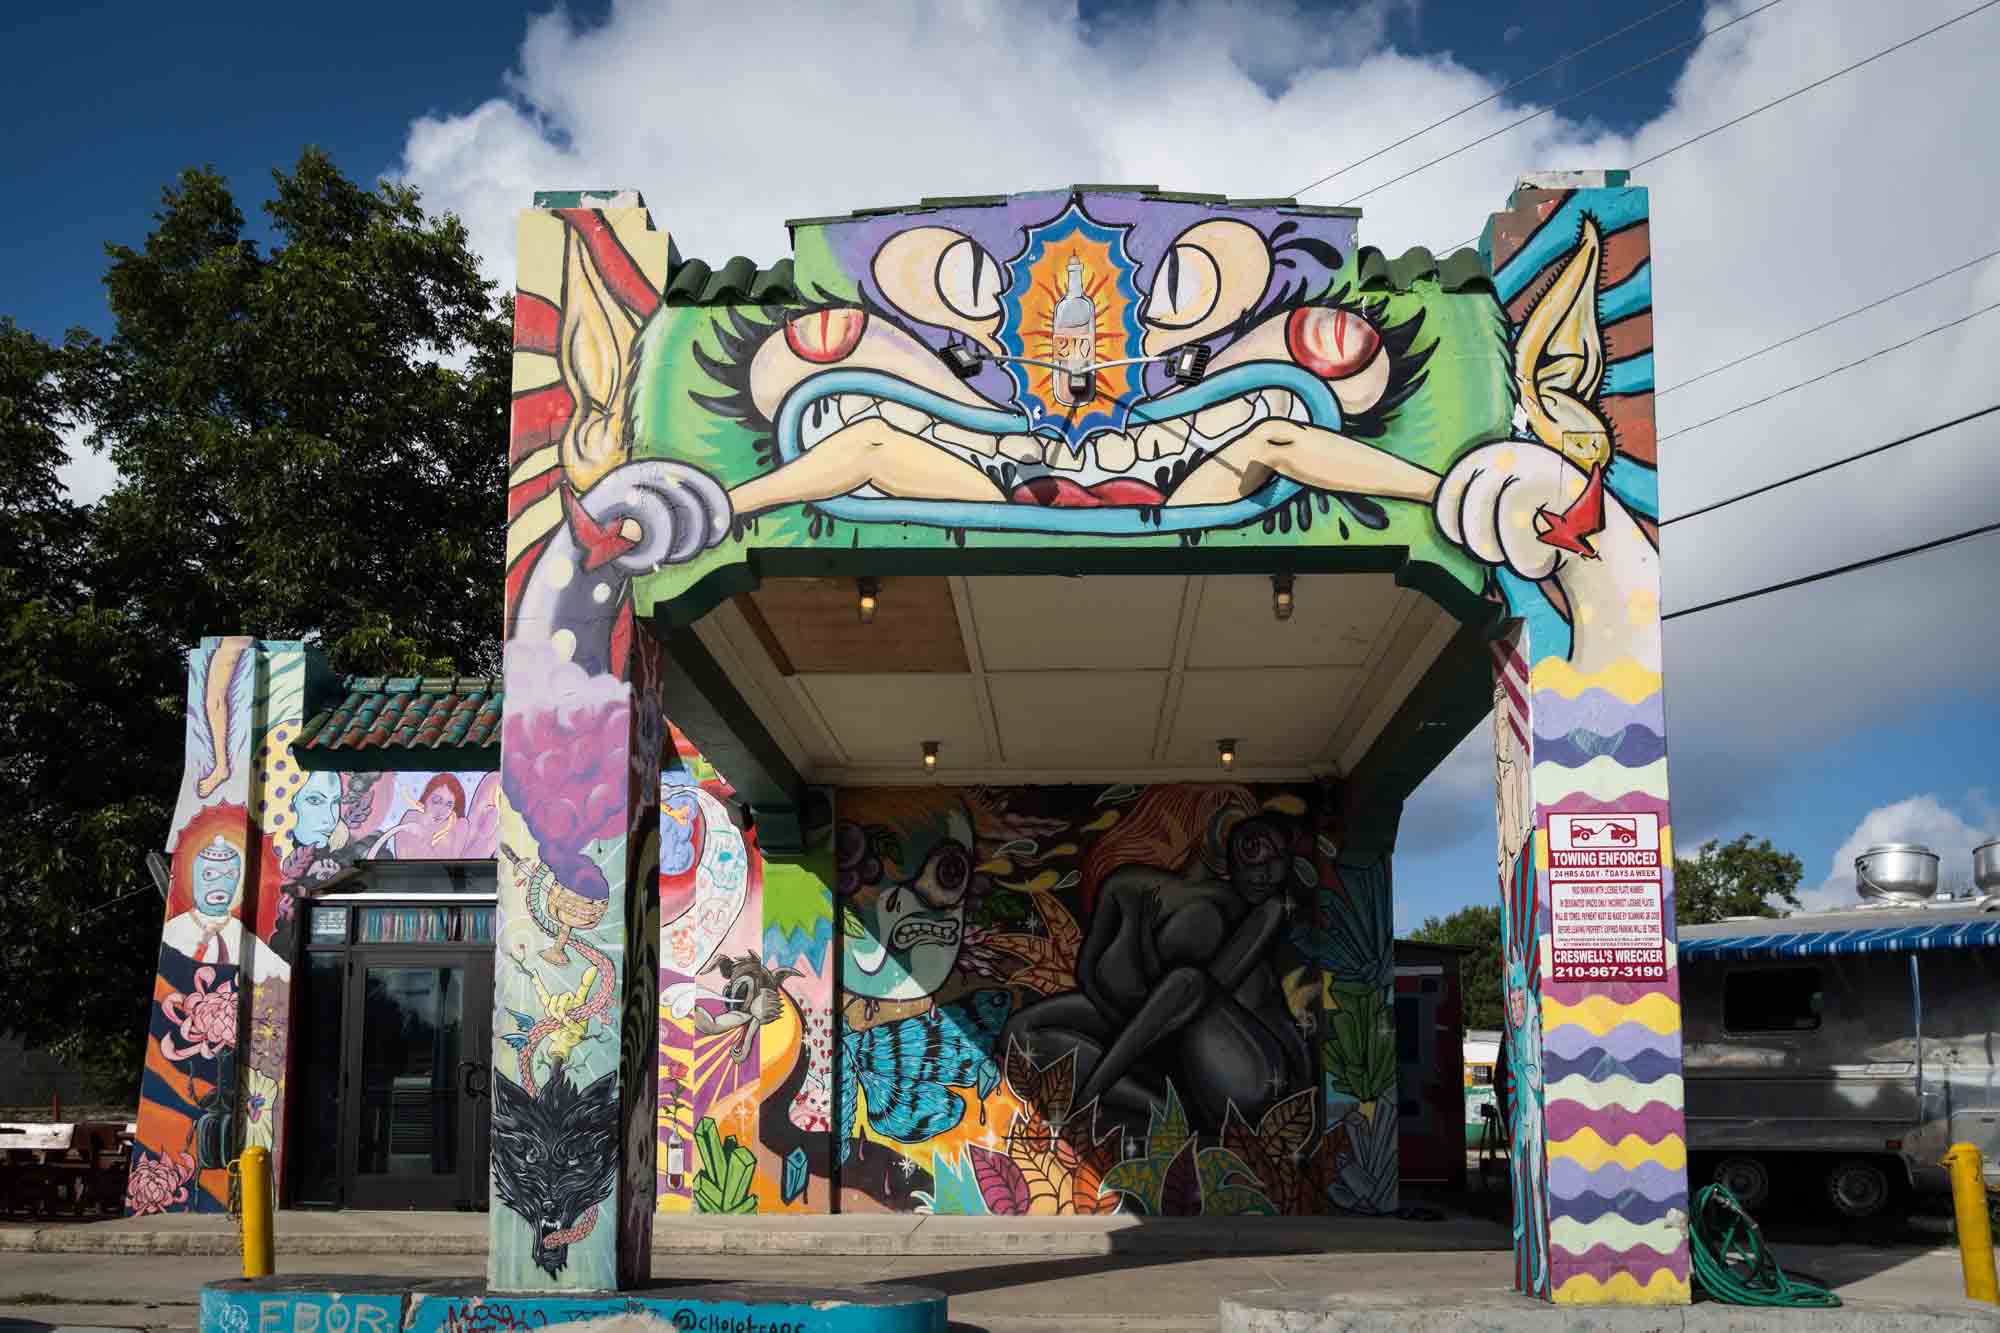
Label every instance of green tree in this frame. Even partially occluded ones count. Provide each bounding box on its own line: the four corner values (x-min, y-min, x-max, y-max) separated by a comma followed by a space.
1674, 834, 1804, 926
0, 151, 510, 1094
1410, 903, 1503, 1031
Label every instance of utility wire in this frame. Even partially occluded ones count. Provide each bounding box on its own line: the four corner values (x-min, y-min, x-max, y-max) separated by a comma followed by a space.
1430, 0, 2000, 254
1659, 246, 2000, 396
1336, 0, 1789, 207
1660, 402, 2000, 526
1663, 518, 2000, 620
1657, 298, 2000, 443
1289, 0, 1695, 199
1631, 0, 2000, 175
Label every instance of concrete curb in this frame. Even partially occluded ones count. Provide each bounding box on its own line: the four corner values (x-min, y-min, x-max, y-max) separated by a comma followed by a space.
1219, 1289, 1999, 1331
0, 1213, 1512, 1258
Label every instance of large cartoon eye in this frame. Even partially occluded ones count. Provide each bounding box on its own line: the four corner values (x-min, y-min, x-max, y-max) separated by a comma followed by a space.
785, 308, 867, 363
1286, 307, 1381, 381
915, 843, 972, 909
937, 237, 1003, 320
1146, 244, 1221, 330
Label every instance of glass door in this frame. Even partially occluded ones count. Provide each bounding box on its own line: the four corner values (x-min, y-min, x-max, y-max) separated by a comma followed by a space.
340, 950, 492, 1209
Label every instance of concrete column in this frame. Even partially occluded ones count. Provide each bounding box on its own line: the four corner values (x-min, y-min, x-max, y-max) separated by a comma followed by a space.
131, 637, 312, 1216
493, 193, 674, 1291
1485, 175, 1690, 1306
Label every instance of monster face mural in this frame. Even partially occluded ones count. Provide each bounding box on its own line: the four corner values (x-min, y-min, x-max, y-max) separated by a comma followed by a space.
836, 794, 975, 1001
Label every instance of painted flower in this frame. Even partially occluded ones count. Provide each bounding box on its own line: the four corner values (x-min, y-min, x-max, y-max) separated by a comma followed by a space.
125, 1146, 197, 1216
160, 966, 238, 1061
215, 1303, 251, 1333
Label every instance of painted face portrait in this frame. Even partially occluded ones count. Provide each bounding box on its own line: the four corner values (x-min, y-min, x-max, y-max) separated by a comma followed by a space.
290, 770, 343, 849
838, 801, 975, 1001
193, 837, 242, 918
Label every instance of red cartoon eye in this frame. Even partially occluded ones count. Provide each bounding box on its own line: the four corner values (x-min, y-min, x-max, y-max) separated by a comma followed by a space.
1286, 307, 1381, 381
785, 308, 867, 363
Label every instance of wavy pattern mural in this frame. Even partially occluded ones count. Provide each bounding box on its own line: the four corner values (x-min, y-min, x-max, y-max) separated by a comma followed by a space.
1485, 181, 1691, 1306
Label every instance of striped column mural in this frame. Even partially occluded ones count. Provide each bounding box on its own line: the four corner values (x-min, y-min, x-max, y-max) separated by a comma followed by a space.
1485, 176, 1690, 1306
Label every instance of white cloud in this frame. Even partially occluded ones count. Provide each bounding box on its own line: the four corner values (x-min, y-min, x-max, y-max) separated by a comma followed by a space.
57, 423, 116, 503
396, 0, 2000, 873
1802, 792, 2000, 913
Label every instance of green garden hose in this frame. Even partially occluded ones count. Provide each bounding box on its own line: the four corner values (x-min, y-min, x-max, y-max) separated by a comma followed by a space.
1689, 1182, 1842, 1308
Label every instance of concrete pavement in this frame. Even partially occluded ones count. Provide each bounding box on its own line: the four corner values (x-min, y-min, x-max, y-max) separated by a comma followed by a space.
0, 1240, 1993, 1332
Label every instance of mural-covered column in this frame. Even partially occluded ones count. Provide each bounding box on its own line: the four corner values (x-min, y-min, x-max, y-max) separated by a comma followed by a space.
130, 637, 309, 1217
494, 193, 676, 1290
1478, 175, 1689, 1305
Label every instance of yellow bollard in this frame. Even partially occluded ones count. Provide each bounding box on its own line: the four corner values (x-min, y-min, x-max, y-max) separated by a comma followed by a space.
240, 1145, 274, 1278
1943, 1143, 1997, 1305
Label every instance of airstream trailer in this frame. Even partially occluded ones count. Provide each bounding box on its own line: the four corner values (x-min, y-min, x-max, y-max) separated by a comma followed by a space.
1678, 842, 2000, 1220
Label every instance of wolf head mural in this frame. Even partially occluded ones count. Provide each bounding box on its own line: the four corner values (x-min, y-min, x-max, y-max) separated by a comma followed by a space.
490, 1064, 619, 1277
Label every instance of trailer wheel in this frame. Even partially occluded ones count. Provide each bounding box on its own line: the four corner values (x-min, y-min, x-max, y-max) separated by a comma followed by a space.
1824, 1158, 1894, 1220
1712, 1156, 1772, 1211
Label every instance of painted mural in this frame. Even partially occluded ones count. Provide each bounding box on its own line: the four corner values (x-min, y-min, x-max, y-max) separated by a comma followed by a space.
656, 743, 836, 1217
132, 639, 503, 1216
498, 181, 1682, 1300
825, 784, 1394, 1217
1482, 184, 1689, 1306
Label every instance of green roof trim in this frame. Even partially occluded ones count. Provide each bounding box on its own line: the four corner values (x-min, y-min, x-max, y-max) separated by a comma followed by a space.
296, 675, 502, 772
663, 257, 800, 307
1350, 245, 1494, 295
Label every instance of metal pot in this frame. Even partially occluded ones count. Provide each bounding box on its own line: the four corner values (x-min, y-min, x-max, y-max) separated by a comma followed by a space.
1975, 839, 2000, 895
1855, 843, 1938, 902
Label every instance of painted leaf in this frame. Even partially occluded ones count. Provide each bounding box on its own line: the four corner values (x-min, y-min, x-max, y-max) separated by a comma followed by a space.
1038, 1048, 1077, 1123
1149, 1085, 1191, 1161
840, 905, 868, 938
1081, 810, 1119, 833
1160, 1138, 1202, 1216
1100, 1155, 1166, 1214
1257, 1088, 1318, 1158
1195, 1145, 1263, 1201
1007, 964, 1077, 996
1204, 1184, 1278, 1217
1293, 856, 1317, 886
1095, 784, 1142, 806
986, 932, 1059, 970
967, 1143, 1032, 1215
1220, 1103, 1275, 1184
1029, 890, 1082, 963
1008, 1127, 1063, 1215
1004, 1038, 1041, 1103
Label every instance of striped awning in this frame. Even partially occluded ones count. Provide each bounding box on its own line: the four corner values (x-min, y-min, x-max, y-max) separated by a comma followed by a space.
1681, 919, 2000, 960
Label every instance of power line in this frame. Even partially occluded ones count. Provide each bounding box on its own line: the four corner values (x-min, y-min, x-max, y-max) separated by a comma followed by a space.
1657, 298, 2000, 443
1664, 518, 2000, 620
1289, 0, 1695, 199
1659, 246, 2000, 396
1334, 0, 1789, 207
1660, 402, 2000, 526
1631, 0, 2000, 176
1430, 0, 2000, 254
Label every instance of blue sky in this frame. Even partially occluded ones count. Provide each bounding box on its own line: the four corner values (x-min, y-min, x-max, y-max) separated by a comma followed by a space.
12, 0, 1997, 928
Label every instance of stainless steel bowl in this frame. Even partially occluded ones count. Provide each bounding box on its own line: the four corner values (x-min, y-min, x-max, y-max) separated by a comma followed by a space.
1975, 839, 2000, 895
1855, 843, 1939, 901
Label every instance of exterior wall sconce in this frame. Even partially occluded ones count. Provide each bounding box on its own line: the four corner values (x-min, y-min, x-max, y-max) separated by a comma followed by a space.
1217, 739, 1236, 772
1272, 573, 1295, 622
857, 577, 879, 624
922, 740, 940, 772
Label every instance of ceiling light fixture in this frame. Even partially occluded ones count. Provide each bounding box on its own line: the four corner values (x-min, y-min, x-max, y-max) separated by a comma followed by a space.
922, 740, 940, 772
1272, 573, 1295, 622
857, 577, 879, 624
1217, 739, 1236, 772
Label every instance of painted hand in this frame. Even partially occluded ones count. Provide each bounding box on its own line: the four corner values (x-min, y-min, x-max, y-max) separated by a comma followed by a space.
1434, 442, 1585, 583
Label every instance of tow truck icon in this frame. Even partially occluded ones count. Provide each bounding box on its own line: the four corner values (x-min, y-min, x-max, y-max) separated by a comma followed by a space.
1571, 817, 1639, 846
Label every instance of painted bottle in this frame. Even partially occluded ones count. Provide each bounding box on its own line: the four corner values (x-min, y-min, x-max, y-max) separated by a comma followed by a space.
666, 1130, 686, 1189
1051, 256, 1095, 407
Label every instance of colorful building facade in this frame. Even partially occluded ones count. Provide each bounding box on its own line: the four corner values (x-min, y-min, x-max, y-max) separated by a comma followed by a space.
132, 174, 1687, 1308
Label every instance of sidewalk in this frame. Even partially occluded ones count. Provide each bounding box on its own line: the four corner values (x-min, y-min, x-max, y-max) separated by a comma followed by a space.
0, 1210, 1513, 1257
